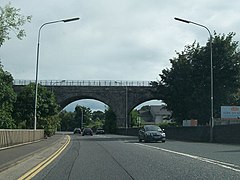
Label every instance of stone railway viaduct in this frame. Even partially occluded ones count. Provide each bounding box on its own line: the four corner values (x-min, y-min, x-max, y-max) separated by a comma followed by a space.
13, 80, 159, 127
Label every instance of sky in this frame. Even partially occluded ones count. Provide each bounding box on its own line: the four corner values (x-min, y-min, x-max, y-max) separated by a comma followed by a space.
1, 0, 240, 111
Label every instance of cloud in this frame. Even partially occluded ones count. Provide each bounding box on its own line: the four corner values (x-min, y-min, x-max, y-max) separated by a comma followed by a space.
2, 0, 240, 109
65, 99, 108, 112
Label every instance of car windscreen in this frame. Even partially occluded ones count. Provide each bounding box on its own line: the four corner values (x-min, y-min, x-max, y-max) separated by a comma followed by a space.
145, 126, 161, 131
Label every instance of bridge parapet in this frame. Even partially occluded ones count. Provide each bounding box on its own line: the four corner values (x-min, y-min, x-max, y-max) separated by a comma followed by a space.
14, 80, 152, 87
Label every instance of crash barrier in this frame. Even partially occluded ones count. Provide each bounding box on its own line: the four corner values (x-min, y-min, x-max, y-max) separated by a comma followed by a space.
116, 124, 240, 144
116, 128, 139, 136
213, 124, 240, 144
0, 129, 44, 149
162, 126, 210, 142
116, 126, 209, 141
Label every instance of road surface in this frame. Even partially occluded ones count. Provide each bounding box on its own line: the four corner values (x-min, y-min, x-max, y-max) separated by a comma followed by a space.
31, 134, 240, 180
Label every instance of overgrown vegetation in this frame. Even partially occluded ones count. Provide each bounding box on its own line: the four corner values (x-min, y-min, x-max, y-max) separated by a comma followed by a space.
13, 83, 60, 135
152, 32, 240, 125
59, 106, 105, 132
0, 63, 16, 128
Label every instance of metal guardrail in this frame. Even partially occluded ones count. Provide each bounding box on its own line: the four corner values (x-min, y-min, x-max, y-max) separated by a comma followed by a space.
13, 80, 153, 87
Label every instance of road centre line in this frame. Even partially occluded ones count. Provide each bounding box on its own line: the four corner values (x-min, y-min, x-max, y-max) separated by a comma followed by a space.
18, 135, 71, 180
135, 143, 240, 173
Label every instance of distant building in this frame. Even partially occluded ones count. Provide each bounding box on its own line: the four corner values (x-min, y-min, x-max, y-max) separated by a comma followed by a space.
139, 105, 172, 124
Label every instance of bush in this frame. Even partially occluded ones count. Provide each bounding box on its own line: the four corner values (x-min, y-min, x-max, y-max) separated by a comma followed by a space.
157, 122, 178, 128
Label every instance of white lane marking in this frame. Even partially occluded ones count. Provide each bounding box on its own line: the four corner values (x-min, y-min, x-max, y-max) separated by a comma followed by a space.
135, 143, 240, 173
95, 135, 109, 138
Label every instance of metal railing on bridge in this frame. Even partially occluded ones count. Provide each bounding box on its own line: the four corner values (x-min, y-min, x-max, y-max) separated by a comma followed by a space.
13, 80, 153, 87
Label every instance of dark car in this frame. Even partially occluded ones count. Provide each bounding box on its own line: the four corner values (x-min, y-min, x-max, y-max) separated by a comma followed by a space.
82, 128, 93, 136
96, 128, 105, 134
73, 128, 81, 134
138, 125, 166, 143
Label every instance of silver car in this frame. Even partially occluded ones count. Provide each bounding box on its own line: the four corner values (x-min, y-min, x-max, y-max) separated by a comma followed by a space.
96, 128, 105, 134
138, 125, 166, 143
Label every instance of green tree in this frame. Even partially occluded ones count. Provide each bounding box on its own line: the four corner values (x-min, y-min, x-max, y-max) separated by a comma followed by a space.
0, 2, 31, 47
153, 32, 240, 125
59, 110, 75, 131
211, 33, 240, 112
130, 109, 139, 127
13, 83, 60, 130
0, 3, 31, 128
92, 110, 105, 122
59, 108, 105, 132
89, 110, 105, 131
104, 108, 116, 133
156, 43, 199, 124
74, 105, 92, 129
0, 63, 16, 128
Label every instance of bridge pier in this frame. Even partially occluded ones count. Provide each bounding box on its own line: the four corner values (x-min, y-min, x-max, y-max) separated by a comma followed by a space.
116, 117, 126, 128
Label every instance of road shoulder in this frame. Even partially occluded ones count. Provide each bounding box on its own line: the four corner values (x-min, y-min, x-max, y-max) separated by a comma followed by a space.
0, 134, 69, 180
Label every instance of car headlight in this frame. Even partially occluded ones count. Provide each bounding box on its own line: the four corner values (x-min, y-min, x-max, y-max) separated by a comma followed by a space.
145, 132, 151, 136
162, 133, 166, 137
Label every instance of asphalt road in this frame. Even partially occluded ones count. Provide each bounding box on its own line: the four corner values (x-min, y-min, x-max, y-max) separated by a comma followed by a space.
0, 134, 65, 172
32, 134, 240, 180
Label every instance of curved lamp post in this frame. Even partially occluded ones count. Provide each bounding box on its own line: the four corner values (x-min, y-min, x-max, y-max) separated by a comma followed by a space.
174, 17, 214, 142
34, 17, 80, 130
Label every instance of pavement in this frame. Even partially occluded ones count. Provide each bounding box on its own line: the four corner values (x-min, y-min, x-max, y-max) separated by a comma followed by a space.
0, 132, 69, 180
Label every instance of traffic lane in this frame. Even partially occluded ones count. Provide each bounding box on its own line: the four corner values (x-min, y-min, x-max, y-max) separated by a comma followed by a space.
107, 134, 240, 167
89, 134, 240, 168
137, 139, 240, 168
96, 137, 240, 180
69, 136, 135, 180
33, 135, 135, 180
33, 134, 240, 180
0, 134, 65, 172
31, 137, 79, 180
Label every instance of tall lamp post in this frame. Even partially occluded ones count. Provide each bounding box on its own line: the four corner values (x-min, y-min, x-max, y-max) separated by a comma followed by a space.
34, 17, 80, 130
81, 108, 84, 129
174, 17, 214, 142
125, 85, 128, 130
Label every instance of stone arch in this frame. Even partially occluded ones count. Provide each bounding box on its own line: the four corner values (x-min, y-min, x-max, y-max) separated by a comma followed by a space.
59, 95, 110, 110
14, 85, 160, 128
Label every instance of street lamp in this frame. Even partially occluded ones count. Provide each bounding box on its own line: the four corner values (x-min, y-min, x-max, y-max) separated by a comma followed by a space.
115, 81, 128, 129
81, 108, 84, 129
34, 17, 80, 130
126, 85, 128, 130
174, 17, 214, 142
